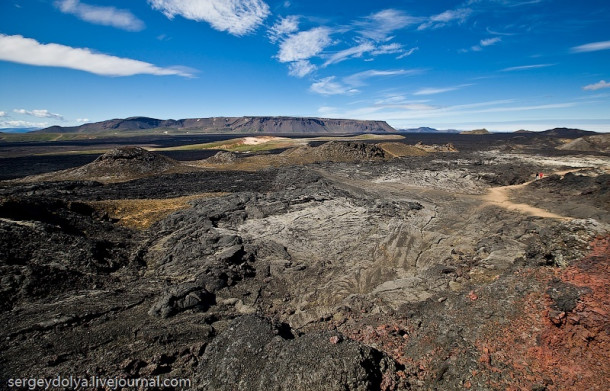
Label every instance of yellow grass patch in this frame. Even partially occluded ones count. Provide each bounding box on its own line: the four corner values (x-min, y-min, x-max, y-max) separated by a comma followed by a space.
88, 193, 228, 230
378, 142, 429, 157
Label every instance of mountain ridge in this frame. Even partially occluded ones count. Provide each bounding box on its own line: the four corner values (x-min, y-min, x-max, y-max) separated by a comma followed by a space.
34, 116, 396, 134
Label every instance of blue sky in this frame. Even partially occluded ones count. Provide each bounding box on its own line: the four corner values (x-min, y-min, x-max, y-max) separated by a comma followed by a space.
1, 0, 609, 132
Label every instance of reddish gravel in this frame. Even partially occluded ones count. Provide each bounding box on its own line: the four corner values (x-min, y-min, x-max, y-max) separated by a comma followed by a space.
479, 236, 610, 390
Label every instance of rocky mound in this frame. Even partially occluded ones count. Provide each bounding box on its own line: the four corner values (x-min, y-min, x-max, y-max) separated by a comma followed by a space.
67, 147, 180, 180
281, 141, 387, 163
557, 134, 610, 153
540, 127, 596, 137
521, 170, 610, 222
414, 142, 458, 153
205, 151, 239, 164
20, 147, 182, 183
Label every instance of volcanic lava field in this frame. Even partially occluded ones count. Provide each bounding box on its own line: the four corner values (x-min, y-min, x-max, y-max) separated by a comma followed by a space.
1, 132, 609, 390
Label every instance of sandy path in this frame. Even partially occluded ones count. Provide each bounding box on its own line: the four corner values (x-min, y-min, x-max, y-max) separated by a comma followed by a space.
482, 170, 578, 220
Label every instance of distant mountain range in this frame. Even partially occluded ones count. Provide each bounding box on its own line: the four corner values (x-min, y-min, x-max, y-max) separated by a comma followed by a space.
13, 119, 598, 137
399, 127, 597, 136
33, 116, 396, 134
398, 127, 461, 133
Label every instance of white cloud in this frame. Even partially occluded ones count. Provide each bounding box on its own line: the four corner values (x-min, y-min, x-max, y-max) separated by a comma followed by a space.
288, 60, 316, 77
343, 69, 419, 87
76, 118, 90, 123
571, 40, 610, 53
468, 37, 501, 52
501, 63, 554, 71
0, 34, 194, 77
310, 77, 358, 95
14, 108, 63, 119
268, 15, 299, 43
480, 37, 501, 46
357, 9, 420, 41
418, 8, 472, 30
277, 27, 333, 62
413, 84, 472, 95
148, 0, 270, 36
55, 0, 144, 31
583, 80, 610, 91
0, 111, 6, 117
0, 120, 48, 128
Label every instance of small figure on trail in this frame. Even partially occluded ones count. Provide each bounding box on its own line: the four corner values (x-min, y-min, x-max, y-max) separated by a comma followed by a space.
539, 172, 544, 179
535, 173, 540, 180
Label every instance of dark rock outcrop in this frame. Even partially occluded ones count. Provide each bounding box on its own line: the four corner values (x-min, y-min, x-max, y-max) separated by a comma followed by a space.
198, 315, 399, 391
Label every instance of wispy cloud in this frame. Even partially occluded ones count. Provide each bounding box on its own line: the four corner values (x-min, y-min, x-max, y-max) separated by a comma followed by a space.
323, 42, 375, 66
0, 34, 194, 77
0, 111, 6, 117
397, 47, 418, 59
310, 76, 358, 95
356, 9, 421, 41
319, 99, 576, 123
324, 41, 417, 66
371, 43, 404, 56
465, 0, 545, 8
583, 80, 610, 91
343, 69, 420, 87
288, 60, 316, 78
418, 8, 472, 30
501, 63, 554, 71
148, 0, 270, 36
55, 0, 144, 31
571, 40, 610, 53
76, 118, 90, 123
14, 108, 63, 120
268, 15, 299, 43
310, 69, 420, 96
413, 84, 472, 95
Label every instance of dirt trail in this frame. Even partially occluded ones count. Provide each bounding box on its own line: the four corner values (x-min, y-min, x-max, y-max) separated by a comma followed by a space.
482, 170, 578, 220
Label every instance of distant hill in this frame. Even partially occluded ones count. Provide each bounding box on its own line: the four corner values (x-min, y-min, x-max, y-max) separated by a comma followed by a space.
460, 128, 490, 135
539, 128, 596, 137
0, 127, 42, 133
34, 116, 396, 134
398, 127, 460, 134
514, 129, 534, 134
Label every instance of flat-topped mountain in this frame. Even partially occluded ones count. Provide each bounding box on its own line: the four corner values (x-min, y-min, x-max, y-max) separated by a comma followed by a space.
460, 128, 490, 135
35, 116, 396, 134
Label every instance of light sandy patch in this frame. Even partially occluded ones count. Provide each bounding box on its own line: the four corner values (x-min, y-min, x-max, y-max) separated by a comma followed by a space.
242, 136, 289, 145
481, 169, 584, 220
